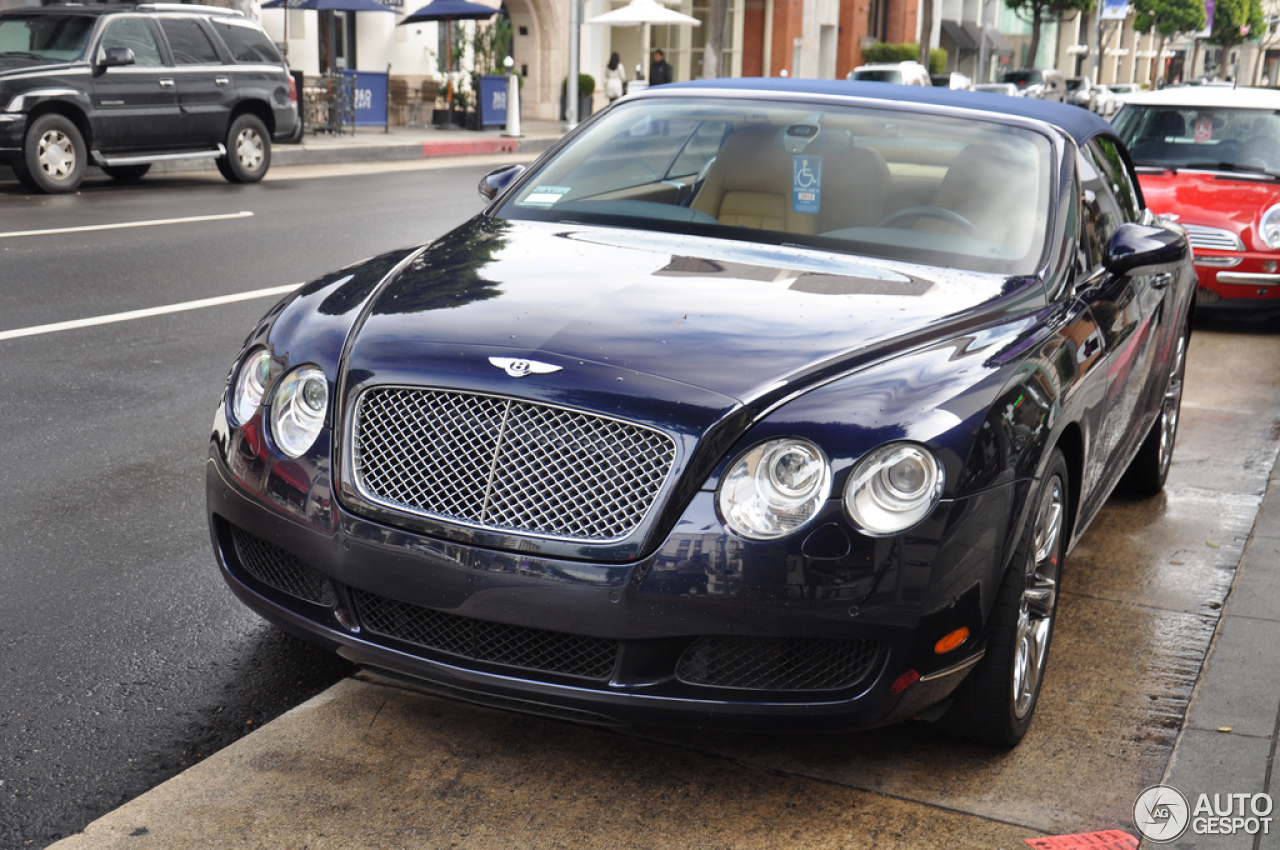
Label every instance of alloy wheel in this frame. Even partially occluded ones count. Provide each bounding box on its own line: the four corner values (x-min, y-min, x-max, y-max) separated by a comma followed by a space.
1013, 473, 1063, 719
37, 129, 76, 181
1157, 332, 1187, 479
236, 128, 265, 171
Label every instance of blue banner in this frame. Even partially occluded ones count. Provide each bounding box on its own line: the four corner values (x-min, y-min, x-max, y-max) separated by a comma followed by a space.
343, 70, 388, 127
479, 75, 508, 127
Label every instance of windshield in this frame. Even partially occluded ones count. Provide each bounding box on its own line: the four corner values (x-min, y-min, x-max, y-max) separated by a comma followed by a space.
852, 69, 902, 83
498, 97, 1054, 275
1114, 104, 1280, 174
1002, 71, 1042, 87
0, 14, 96, 62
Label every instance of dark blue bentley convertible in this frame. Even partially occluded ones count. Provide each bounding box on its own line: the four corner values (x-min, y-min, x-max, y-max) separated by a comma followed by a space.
207, 79, 1194, 747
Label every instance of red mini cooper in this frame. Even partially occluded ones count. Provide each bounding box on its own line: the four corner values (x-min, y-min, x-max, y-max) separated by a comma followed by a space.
1114, 86, 1280, 313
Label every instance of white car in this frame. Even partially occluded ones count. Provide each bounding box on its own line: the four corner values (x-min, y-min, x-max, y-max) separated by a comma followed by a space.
1108, 82, 1143, 111
848, 61, 931, 86
1066, 77, 1095, 109
1091, 84, 1117, 116
975, 82, 1022, 96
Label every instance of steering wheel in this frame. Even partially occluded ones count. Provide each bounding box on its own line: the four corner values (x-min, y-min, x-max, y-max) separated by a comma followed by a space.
877, 205, 983, 237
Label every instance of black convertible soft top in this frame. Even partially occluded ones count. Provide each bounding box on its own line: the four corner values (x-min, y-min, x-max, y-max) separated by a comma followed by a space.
657, 77, 1119, 147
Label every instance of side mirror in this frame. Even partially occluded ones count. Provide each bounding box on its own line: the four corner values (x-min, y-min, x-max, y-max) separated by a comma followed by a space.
1104, 221, 1189, 277
97, 47, 136, 69
478, 164, 525, 202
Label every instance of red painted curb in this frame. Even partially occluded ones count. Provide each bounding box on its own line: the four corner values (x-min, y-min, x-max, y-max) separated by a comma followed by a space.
421, 138, 520, 157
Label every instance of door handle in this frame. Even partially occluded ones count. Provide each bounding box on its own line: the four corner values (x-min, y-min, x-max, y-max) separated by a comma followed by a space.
159, 79, 175, 88
216, 76, 230, 86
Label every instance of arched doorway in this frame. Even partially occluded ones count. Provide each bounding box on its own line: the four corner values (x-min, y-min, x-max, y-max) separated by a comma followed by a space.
503, 0, 562, 120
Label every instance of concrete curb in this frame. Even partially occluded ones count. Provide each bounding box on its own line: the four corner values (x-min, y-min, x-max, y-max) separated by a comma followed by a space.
1157, 451, 1280, 849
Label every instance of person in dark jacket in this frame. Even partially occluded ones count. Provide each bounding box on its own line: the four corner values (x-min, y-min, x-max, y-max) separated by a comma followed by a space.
649, 49, 673, 86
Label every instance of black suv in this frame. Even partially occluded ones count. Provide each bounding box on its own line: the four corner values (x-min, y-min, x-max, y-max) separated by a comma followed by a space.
0, 3, 299, 193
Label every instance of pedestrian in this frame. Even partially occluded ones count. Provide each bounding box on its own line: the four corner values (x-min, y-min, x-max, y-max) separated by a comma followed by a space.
649, 49, 673, 86
604, 51, 626, 102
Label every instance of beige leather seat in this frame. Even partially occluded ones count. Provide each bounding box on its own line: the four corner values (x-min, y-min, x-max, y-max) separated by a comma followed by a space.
691, 126, 817, 235
816, 145, 892, 233
927, 143, 1039, 253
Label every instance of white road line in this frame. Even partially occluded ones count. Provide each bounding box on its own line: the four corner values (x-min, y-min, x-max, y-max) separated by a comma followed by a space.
0, 210, 254, 239
0, 284, 299, 342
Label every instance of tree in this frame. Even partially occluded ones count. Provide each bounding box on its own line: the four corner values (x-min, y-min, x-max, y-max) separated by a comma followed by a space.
1006, 0, 1093, 68
701, 0, 731, 77
1206, 0, 1265, 51
1132, 0, 1207, 83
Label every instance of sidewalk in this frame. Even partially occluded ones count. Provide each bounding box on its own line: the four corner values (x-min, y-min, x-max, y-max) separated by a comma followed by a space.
1157, 456, 1280, 849
152, 118, 566, 174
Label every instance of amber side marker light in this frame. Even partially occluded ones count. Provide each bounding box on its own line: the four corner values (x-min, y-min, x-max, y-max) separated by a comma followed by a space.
934, 627, 970, 654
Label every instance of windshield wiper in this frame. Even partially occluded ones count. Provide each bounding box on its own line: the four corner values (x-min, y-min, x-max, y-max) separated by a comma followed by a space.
1184, 161, 1280, 180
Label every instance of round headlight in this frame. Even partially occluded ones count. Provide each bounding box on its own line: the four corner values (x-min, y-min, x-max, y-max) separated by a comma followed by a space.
270, 366, 329, 458
231, 349, 272, 426
718, 438, 831, 540
1260, 205, 1280, 249
844, 443, 943, 537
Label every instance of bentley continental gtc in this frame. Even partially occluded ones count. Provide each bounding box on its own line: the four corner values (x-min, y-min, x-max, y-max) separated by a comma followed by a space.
207, 80, 1195, 747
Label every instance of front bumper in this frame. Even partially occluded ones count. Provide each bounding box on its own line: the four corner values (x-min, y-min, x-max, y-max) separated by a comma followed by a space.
1193, 249, 1280, 312
206, 426, 1016, 732
0, 112, 26, 159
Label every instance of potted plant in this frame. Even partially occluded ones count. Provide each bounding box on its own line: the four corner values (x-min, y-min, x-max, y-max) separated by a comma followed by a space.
561, 73, 595, 120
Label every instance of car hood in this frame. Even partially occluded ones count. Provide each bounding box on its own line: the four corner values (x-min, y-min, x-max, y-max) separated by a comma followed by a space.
0, 58, 76, 74
1139, 169, 1280, 239
345, 217, 1037, 408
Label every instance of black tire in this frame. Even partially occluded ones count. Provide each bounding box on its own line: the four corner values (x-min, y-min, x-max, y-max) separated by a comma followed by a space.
18, 113, 86, 194
219, 113, 271, 184
101, 163, 151, 183
1122, 324, 1189, 496
940, 449, 1069, 748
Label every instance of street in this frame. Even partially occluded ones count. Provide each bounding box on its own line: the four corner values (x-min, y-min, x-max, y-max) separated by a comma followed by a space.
2, 160, 1279, 848
0, 162, 498, 847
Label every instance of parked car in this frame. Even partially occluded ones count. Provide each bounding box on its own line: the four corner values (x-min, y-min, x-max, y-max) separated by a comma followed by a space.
1108, 81, 1143, 110
1066, 76, 1094, 109
1091, 84, 1116, 116
0, 2, 298, 193
208, 78, 1194, 748
1001, 68, 1066, 101
848, 61, 931, 86
1114, 86, 1280, 313
975, 82, 1022, 96
931, 72, 974, 90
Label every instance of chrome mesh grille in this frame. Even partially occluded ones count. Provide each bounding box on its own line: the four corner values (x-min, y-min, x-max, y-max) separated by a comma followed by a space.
1183, 224, 1244, 252
676, 635, 884, 692
230, 525, 336, 607
352, 388, 676, 541
352, 589, 620, 681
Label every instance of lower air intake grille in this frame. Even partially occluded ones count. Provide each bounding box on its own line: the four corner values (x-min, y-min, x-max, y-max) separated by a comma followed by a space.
230, 525, 336, 607
352, 589, 619, 681
676, 635, 883, 692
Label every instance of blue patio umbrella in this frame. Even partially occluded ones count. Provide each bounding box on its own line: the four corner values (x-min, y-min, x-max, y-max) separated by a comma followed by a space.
262, 0, 395, 11
263, 0, 395, 71
399, 0, 498, 74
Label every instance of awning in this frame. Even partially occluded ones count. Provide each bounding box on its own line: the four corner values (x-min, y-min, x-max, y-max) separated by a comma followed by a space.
941, 20, 978, 52
965, 22, 1015, 56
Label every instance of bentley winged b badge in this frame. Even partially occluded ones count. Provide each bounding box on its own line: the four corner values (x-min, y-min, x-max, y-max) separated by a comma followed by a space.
489, 357, 563, 378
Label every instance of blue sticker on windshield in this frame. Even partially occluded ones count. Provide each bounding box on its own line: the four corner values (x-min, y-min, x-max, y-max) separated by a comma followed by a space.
793, 155, 821, 214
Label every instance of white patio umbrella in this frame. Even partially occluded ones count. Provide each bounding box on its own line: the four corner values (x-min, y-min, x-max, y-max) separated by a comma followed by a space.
586, 0, 699, 82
